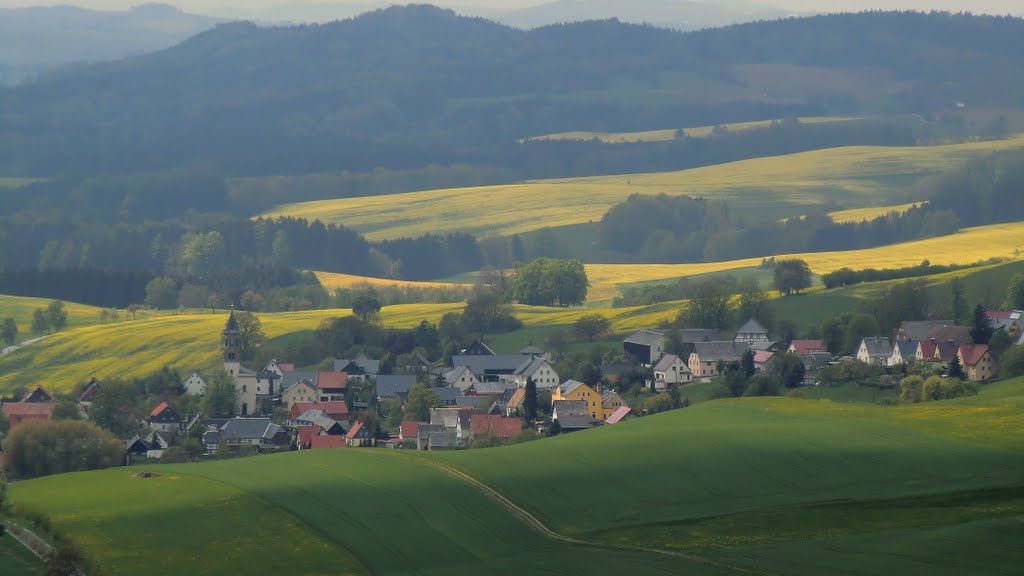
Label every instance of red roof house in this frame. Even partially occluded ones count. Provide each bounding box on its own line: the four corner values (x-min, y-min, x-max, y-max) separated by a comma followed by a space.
278, 363, 295, 373
309, 435, 348, 449
469, 414, 522, 439
79, 379, 100, 404
296, 425, 323, 449
21, 385, 53, 403
918, 339, 960, 363
605, 406, 632, 424
316, 372, 348, 390
788, 340, 826, 356
399, 421, 427, 442
290, 401, 350, 422
1, 402, 54, 429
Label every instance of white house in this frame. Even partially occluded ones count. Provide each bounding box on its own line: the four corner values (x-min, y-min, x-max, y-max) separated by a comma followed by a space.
444, 365, 480, 392
857, 337, 892, 365
511, 356, 559, 389
652, 354, 692, 390
734, 318, 769, 345
182, 371, 206, 395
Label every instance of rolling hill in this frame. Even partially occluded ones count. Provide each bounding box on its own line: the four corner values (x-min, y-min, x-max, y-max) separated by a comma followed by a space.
263, 136, 1024, 240
528, 116, 863, 143
9, 378, 1024, 575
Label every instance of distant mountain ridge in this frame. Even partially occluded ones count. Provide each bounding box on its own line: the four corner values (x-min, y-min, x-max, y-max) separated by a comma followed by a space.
497, 0, 788, 30
0, 3, 219, 85
1, 6, 1022, 176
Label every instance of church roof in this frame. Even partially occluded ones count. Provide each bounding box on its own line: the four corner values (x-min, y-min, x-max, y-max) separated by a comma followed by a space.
224, 310, 240, 334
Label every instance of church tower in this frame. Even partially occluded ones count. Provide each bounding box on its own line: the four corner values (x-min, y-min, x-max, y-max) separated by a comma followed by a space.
223, 309, 241, 376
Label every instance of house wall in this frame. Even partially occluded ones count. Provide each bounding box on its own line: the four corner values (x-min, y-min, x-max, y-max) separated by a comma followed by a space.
687, 354, 719, 378
553, 384, 601, 419
283, 383, 317, 408
601, 393, 626, 419
964, 352, 996, 382
183, 374, 206, 395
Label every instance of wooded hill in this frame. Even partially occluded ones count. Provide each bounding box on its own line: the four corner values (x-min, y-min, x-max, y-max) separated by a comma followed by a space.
1, 7, 1023, 176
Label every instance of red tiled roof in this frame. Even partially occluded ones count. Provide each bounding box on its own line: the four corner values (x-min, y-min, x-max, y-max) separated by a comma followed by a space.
2, 402, 54, 429
506, 388, 526, 409
278, 363, 295, 372
400, 421, 426, 440
297, 425, 321, 448
345, 421, 364, 439
79, 382, 100, 402
316, 371, 348, 389
605, 406, 632, 424
919, 339, 959, 362
753, 350, 775, 364
470, 414, 523, 439
309, 435, 347, 449
986, 311, 1013, 320
149, 401, 170, 418
290, 401, 350, 421
958, 344, 990, 366
789, 340, 826, 356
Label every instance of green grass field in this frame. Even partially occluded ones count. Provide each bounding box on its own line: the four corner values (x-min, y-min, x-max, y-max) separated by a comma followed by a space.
0, 534, 43, 576
262, 136, 1024, 240
527, 116, 863, 143
9, 379, 1024, 575
0, 295, 106, 343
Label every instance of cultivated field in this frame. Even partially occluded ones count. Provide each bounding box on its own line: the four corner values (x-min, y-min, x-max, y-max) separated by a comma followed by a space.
528, 116, 862, 143
262, 136, 1024, 240
0, 302, 681, 393
827, 201, 927, 223
0, 294, 106, 339
584, 221, 1024, 299
10, 379, 1024, 575
314, 271, 473, 291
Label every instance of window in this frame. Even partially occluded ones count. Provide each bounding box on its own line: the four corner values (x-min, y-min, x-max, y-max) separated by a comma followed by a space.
242, 385, 247, 392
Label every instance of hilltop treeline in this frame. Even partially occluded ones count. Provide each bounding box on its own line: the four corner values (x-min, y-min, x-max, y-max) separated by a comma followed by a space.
2, 8, 1023, 176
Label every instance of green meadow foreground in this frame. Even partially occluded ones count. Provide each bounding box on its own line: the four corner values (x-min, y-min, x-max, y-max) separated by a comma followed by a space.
10, 379, 1024, 575
262, 136, 1024, 240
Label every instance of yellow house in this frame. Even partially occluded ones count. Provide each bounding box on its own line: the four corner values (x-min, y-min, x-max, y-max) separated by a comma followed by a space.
552, 380, 601, 419
282, 380, 318, 409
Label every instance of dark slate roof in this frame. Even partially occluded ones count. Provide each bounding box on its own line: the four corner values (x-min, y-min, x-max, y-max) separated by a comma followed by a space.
224, 310, 240, 333
520, 345, 543, 355
513, 356, 548, 377
376, 375, 417, 398
334, 356, 380, 375
553, 399, 588, 418
454, 396, 488, 407
557, 380, 587, 396
460, 339, 495, 356
623, 330, 666, 347
899, 320, 954, 341
282, 371, 318, 391
894, 339, 918, 358
428, 430, 460, 448
691, 341, 750, 362
294, 410, 341, 432
737, 318, 768, 335
675, 329, 724, 343
861, 337, 892, 357
925, 325, 972, 346
557, 416, 593, 430
451, 355, 533, 375
434, 387, 463, 403
220, 417, 281, 441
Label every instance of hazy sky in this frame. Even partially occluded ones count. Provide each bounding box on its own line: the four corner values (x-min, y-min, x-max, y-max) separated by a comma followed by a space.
1, 1, 1021, 21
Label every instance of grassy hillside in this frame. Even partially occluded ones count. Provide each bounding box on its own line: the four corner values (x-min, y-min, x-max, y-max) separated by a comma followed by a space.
0, 534, 42, 576
10, 379, 1024, 575
262, 136, 1024, 240
528, 116, 862, 143
0, 295, 105, 340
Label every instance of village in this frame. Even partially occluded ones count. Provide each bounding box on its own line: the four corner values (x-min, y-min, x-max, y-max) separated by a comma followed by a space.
1, 305, 1019, 463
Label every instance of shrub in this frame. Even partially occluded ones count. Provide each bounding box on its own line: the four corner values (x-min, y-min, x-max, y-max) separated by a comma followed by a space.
5, 420, 124, 478
900, 375, 924, 403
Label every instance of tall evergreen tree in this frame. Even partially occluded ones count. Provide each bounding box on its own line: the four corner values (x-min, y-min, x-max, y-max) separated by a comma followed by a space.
970, 304, 994, 344
950, 278, 967, 325
523, 377, 538, 424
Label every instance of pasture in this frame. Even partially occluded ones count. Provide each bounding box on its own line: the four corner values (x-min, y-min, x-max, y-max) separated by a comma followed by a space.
261, 136, 1024, 240
0, 534, 42, 576
527, 116, 862, 143
8, 379, 1023, 576
827, 201, 926, 223
0, 294, 106, 342
314, 270, 472, 291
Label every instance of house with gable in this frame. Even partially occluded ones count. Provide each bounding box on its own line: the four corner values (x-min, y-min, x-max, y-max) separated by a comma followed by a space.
623, 330, 666, 365
958, 344, 996, 382
345, 421, 374, 447
552, 380, 601, 419
753, 350, 776, 372
1, 385, 55, 430
203, 417, 289, 452
78, 378, 101, 407
895, 320, 953, 341
309, 435, 348, 449
148, 402, 184, 435
605, 406, 632, 424
289, 401, 350, 423
375, 374, 417, 401
293, 409, 347, 436
987, 310, 1024, 340
443, 365, 480, 392
461, 339, 495, 356
282, 378, 319, 409
652, 354, 692, 389
182, 371, 206, 395
688, 341, 751, 378
316, 371, 348, 402
511, 356, 558, 388
600, 390, 627, 419
334, 351, 380, 381
856, 337, 892, 365
788, 340, 826, 356
925, 325, 972, 346
889, 339, 919, 366
917, 339, 960, 364
735, 318, 770, 345
22, 385, 53, 403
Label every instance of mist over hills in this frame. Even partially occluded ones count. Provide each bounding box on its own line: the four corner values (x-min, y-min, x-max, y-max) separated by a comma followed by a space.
1, 6, 1021, 178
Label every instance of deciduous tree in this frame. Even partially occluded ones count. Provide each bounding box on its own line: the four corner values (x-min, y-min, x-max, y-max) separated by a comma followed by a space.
46, 300, 68, 331
1005, 272, 1024, 310
31, 308, 49, 334
403, 384, 441, 422
773, 259, 812, 295
5, 420, 123, 478
1, 317, 16, 346
572, 314, 611, 342
203, 368, 239, 417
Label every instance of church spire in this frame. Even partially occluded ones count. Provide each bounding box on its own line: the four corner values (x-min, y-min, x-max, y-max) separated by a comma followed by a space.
223, 307, 240, 363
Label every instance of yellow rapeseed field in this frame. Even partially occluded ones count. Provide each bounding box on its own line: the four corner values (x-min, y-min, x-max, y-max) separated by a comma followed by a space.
314, 271, 473, 290
585, 222, 1024, 296
0, 301, 682, 392
528, 116, 862, 143
262, 135, 1024, 240
827, 202, 927, 223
